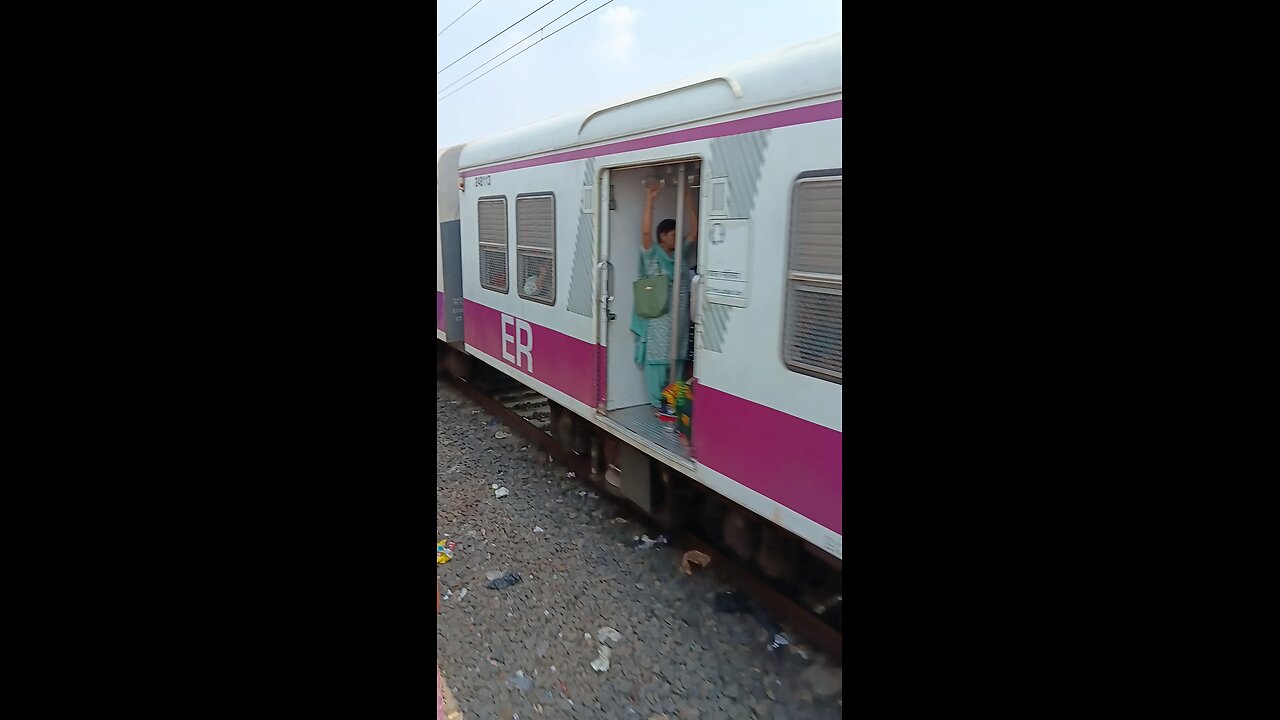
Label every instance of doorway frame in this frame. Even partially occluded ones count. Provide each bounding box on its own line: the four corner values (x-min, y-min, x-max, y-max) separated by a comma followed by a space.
593, 153, 705, 419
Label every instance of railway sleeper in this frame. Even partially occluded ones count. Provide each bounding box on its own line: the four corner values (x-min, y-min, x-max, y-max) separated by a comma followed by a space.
507, 400, 547, 412
496, 392, 543, 406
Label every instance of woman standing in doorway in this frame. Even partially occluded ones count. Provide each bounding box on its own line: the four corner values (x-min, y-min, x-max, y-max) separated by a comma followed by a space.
632, 180, 698, 409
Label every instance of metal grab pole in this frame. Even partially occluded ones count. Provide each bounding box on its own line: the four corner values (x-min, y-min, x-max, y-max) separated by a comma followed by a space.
669, 163, 686, 385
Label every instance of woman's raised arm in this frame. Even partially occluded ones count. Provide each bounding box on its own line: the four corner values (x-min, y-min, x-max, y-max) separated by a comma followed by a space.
642, 183, 661, 250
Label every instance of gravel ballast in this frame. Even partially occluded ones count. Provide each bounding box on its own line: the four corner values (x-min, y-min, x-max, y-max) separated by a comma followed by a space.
437, 379, 841, 719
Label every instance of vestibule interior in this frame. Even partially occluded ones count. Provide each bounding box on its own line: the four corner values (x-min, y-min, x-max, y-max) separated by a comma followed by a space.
604, 160, 702, 423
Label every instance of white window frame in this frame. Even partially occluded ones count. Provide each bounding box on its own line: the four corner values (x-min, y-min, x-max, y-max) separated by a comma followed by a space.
478, 196, 508, 294
782, 171, 842, 384
515, 192, 556, 306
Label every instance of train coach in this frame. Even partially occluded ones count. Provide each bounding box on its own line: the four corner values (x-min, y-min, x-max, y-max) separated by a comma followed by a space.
437, 33, 842, 588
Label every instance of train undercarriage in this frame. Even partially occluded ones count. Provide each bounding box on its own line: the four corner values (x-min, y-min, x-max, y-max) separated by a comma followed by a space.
438, 341, 842, 630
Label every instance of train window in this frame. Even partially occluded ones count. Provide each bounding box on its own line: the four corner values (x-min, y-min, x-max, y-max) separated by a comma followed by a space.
478, 196, 508, 293
516, 193, 555, 305
783, 172, 842, 384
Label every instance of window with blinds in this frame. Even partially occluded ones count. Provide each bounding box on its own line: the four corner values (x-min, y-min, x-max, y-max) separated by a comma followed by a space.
516, 193, 555, 305
478, 197, 508, 293
784, 173, 842, 384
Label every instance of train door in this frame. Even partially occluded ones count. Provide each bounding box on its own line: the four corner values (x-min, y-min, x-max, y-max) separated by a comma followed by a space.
596, 159, 702, 462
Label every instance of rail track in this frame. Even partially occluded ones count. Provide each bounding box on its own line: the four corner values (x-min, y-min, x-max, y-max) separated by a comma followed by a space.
438, 342, 842, 665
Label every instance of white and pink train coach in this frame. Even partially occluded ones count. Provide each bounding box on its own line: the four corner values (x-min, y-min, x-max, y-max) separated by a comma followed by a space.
437, 33, 842, 573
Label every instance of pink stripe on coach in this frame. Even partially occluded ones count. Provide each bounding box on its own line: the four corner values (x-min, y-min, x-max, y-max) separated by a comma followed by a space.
694, 383, 842, 535
459, 99, 842, 177
463, 299, 597, 408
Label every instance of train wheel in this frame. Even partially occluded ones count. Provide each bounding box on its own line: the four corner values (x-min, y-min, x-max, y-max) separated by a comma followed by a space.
548, 403, 565, 443
756, 523, 795, 583
588, 433, 603, 483
569, 413, 592, 455
652, 468, 692, 531
722, 509, 758, 564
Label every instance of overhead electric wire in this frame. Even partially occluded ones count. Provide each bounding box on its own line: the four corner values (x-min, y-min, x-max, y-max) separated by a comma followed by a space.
437, 0, 484, 37
436, 0, 557, 76
438, 0, 615, 102
437, 0, 592, 97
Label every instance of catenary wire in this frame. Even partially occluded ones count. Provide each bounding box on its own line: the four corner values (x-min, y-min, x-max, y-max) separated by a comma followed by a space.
437, 0, 557, 75
438, 0, 615, 103
437, 0, 592, 97
437, 0, 484, 37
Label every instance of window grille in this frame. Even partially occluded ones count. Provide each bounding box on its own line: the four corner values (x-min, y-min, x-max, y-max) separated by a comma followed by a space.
478, 196, 508, 293
784, 175, 842, 383
516, 194, 555, 305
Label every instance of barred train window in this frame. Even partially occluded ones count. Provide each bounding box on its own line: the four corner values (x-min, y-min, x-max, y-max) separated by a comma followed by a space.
478, 196, 508, 293
516, 193, 555, 305
784, 173, 842, 383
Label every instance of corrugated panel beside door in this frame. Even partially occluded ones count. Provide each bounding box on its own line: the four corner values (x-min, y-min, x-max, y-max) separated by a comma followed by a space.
708, 129, 770, 219
566, 160, 597, 318
567, 209, 596, 317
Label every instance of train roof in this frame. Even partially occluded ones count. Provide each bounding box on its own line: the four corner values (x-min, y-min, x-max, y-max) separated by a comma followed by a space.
458, 32, 841, 172
437, 144, 465, 218
437, 144, 464, 163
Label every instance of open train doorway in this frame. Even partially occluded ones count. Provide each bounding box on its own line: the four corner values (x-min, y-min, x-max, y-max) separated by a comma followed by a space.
597, 159, 702, 463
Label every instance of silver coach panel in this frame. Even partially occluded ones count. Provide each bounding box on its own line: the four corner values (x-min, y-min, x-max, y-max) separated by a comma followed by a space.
437, 144, 466, 342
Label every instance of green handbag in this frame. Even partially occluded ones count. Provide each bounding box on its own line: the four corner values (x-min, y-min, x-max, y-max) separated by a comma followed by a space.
634, 272, 670, 319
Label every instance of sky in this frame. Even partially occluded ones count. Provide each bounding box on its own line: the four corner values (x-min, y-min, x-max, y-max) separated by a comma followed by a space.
436, 0, 842, 150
